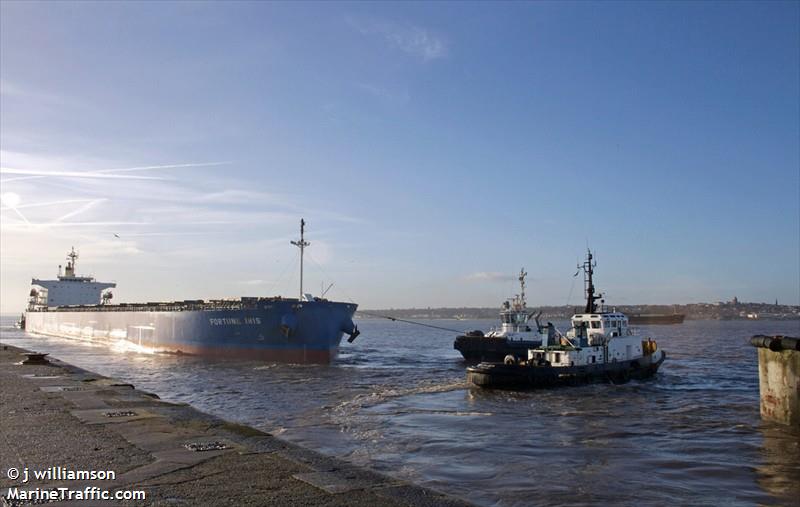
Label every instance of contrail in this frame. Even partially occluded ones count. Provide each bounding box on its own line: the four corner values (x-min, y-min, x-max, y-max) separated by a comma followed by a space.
6, 206, 30, 225
94, 161, 231, 174
110, 231, 221, 237
1, 219, 237, 229
0, 220, 151, 228
51, 199, 106, 223
0, 197, 107, 228
0, 168, 167, 182
0, 161, 230, 183
0, 192, 30, 225
0, 198, 105, 211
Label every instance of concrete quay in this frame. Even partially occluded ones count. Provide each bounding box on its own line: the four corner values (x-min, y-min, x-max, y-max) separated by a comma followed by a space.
0, 344, 473, 506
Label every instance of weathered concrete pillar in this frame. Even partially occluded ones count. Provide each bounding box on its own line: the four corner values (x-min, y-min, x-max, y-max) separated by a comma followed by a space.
751, 335, 800, 427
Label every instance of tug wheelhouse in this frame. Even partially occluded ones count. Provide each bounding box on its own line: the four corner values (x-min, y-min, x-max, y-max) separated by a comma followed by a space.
487, 269, 536, 342
453, 269, 543, 363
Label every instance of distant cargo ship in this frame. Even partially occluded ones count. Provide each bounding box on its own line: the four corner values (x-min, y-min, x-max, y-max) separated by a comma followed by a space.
23, 220, 360, 364
627, 313, 685, 325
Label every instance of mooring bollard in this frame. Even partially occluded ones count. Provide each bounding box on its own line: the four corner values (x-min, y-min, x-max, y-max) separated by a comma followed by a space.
751, 335, 800, 427
20, 352, 51, 365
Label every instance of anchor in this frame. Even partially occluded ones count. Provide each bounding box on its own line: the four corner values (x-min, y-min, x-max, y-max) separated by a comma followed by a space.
347, 325, 360, 343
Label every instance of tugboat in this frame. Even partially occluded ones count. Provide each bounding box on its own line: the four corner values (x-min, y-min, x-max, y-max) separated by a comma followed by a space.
454, 269, 542, 363
466, 250, 666, 389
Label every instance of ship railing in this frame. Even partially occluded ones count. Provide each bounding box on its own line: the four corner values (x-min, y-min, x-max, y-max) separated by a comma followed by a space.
41, 296, 294, 313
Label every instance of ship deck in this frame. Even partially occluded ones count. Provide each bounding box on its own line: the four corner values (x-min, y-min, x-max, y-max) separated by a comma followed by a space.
28, 296, 337, 313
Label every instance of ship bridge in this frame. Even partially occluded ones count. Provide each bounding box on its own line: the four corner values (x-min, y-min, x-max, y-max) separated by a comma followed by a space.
29, 247, 115, 309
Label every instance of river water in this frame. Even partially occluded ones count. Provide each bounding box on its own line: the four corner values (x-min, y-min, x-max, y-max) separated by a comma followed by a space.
2, 317, 799, 506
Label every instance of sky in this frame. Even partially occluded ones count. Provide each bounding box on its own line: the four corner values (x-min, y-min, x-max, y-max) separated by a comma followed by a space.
1, 1, 798, 313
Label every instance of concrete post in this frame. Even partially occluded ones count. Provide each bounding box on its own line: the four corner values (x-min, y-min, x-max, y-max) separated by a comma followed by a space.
751, 335, 800, 427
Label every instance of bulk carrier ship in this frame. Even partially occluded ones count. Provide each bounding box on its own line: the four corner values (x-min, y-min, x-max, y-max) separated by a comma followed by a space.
22, 220, 360, 364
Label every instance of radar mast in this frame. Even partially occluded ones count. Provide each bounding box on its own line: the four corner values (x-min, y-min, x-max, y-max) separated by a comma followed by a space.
517, 268, 527, 309
64, 247, 78, 278
579, 249, 602, 314
290, 219, 310, 299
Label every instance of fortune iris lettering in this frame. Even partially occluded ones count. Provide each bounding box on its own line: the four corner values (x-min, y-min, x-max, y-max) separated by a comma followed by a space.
209, 317, 262, 326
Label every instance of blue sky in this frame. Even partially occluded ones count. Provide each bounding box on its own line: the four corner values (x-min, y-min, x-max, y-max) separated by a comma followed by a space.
1, 1, 798, 312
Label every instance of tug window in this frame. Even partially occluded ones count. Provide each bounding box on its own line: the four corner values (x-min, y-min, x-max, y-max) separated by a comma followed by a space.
591, 321, 601, 329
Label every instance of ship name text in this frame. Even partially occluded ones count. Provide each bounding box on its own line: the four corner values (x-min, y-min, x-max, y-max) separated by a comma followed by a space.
209, 317, 262, 326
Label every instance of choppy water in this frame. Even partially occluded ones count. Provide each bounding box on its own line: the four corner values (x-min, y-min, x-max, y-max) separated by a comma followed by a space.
2, 316, 799, 506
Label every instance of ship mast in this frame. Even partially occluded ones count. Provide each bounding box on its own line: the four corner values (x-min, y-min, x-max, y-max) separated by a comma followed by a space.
518, 268, 527, 307
579, 249, 602, 313
65, 247, 78, 278
290, 219, 310, 300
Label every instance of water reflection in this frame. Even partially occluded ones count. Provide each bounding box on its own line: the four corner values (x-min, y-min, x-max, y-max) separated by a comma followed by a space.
756, 421, 800, 504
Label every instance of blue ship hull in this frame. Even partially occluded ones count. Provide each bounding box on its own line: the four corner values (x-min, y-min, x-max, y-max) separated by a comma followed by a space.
24, 299, 358, 364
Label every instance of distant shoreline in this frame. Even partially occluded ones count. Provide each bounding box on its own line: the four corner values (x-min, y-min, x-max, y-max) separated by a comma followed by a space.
3, 299, 799, 322
358, 301, 800, 321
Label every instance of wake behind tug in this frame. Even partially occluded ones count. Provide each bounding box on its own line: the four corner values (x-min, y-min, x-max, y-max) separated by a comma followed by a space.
467, 250, 666, 389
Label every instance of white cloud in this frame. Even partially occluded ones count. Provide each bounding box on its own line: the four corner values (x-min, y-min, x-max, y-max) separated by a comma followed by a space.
464, 271, 517, 282
193, 189, 291, 206
238, 279, 268, 286
355, 83, 411, 106
0, 79, 77, 106
0, 150, 360, 312
349, 17, 448, 62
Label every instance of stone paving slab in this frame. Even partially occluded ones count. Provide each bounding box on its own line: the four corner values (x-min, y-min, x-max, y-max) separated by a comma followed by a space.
20, 373, 64, 380
293, 469, 403, 494
40, 385, 102, 393
70, 408, 162, 425
112, 419, 209, 454
0, 343, 475, 507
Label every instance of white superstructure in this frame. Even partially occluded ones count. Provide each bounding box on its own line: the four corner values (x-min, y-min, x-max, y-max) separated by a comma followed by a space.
28, 247, 115, 309
526, 251, 663, 368
485, 269, 539, 342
